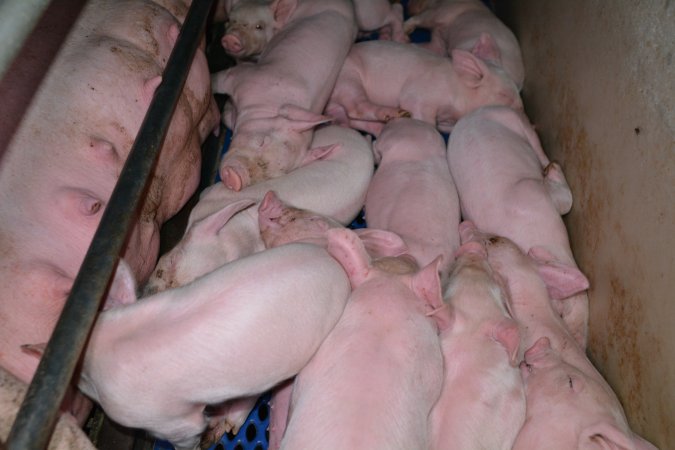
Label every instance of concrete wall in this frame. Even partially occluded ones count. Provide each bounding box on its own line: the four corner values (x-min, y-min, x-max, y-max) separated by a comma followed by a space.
496, 1, 674, 447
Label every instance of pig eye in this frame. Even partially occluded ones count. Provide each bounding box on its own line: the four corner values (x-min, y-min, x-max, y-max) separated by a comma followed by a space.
256, 23, 264, 30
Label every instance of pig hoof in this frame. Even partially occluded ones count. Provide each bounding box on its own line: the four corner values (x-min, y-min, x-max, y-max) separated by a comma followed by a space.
398, 110, 412, 118
221, 167, 243, 191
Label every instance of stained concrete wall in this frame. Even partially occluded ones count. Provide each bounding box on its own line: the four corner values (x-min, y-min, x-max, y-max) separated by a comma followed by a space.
496, 1, 674, 447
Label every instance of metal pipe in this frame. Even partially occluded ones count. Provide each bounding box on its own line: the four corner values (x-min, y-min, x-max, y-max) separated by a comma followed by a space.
5, 1, 214, 448
0, 0, 53, 81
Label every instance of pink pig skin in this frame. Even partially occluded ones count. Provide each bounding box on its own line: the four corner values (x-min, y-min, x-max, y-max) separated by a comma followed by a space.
144, 124, 374, 295
324, 39, 522, 137
278, 228, 444, 450
0, 0, 214, 385
353, 0, 406, 42
429, 234, 525, 450
403, 0, 525, 89
446, 105, 588, 346
365, 118, 460, 287
79, 243, 351, 450
457, 222, 658, 450
211, 0, 357, 190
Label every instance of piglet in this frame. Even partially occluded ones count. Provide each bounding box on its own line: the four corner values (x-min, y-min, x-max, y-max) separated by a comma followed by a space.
325, 40, 522, 136
403, 0, 525, 89
212, 0, 357, 190
446, 105, 586, 345
79, 243, 351, 450
221, 0, 277, 61
366, 118, 460, 286
278, 228, 444, 449
145, 124, 374, 295
459, 221, 658, 450
258, 190, 409, 258
428, 232, 525, 450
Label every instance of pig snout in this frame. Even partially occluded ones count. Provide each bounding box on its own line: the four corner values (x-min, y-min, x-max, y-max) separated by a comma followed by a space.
222, 34, 243, 55
220, 162, 251, 192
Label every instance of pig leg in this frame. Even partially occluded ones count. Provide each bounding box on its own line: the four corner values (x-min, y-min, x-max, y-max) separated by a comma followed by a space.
330, 73, 410, 123
377, 3, 407, 43
201, 396, 259, 448
543, 162, 573, 215
268, 379, 294, 450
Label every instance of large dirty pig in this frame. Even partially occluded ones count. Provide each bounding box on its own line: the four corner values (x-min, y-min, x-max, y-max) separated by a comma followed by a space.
429, 235, 525, 450
365, 118, 460, 287
324, 39, 522, 137
79, 243, 351, 450
0, 0, 216, 386
446, 105, 589, 346
211, 0, 357, 191
278, 228, 444, 450
403, 0, 525, 89
458, 222, 658, 450
145, 124, 374, 294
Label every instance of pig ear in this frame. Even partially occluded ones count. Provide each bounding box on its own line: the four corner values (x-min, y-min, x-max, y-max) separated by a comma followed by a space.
301, 143, 341, 166
192, 199, 257, 237
104, 259, 138, 310
326, 228, 372, 288
279, 104, 333, 131
353, 228, 409, 258
492, 318, 521, 366
271, 0, 297, 26
579, 423, 644, 450
528, 246, 590, 300
471, 32, 502, 64
412, 256, 450, 330
451, 49, 488, 88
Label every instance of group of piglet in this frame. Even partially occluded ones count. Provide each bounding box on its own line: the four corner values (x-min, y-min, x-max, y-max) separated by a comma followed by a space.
0, 0, 222, 446
18, 0, 658, 449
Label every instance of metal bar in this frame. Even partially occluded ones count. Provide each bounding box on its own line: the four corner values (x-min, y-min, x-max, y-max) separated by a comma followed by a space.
0, 0, 52, 81
5, 1, 215, 449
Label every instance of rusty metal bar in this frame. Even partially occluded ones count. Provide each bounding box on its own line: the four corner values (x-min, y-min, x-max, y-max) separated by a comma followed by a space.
5, 1, 215, 448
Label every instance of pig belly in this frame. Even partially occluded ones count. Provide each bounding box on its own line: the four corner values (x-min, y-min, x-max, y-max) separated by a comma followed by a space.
280, 283, 443, 449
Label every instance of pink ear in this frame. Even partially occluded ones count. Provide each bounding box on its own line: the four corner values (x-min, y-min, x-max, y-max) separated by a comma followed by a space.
451, 49, 488, 88
579, 423, 648, 450
279, 104, 333, 131
193, 198, 256, 237
258, 190, 283, 215
104, 259, 138, 310
471, 32, 502, 64
528, 246, 590, 299
326, 228, 372, 288
301, 143, 341, 166
412, 257, 450, 330
492, 318, 521, 366
353, 228, 409, 258
271, 0, 298, 27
